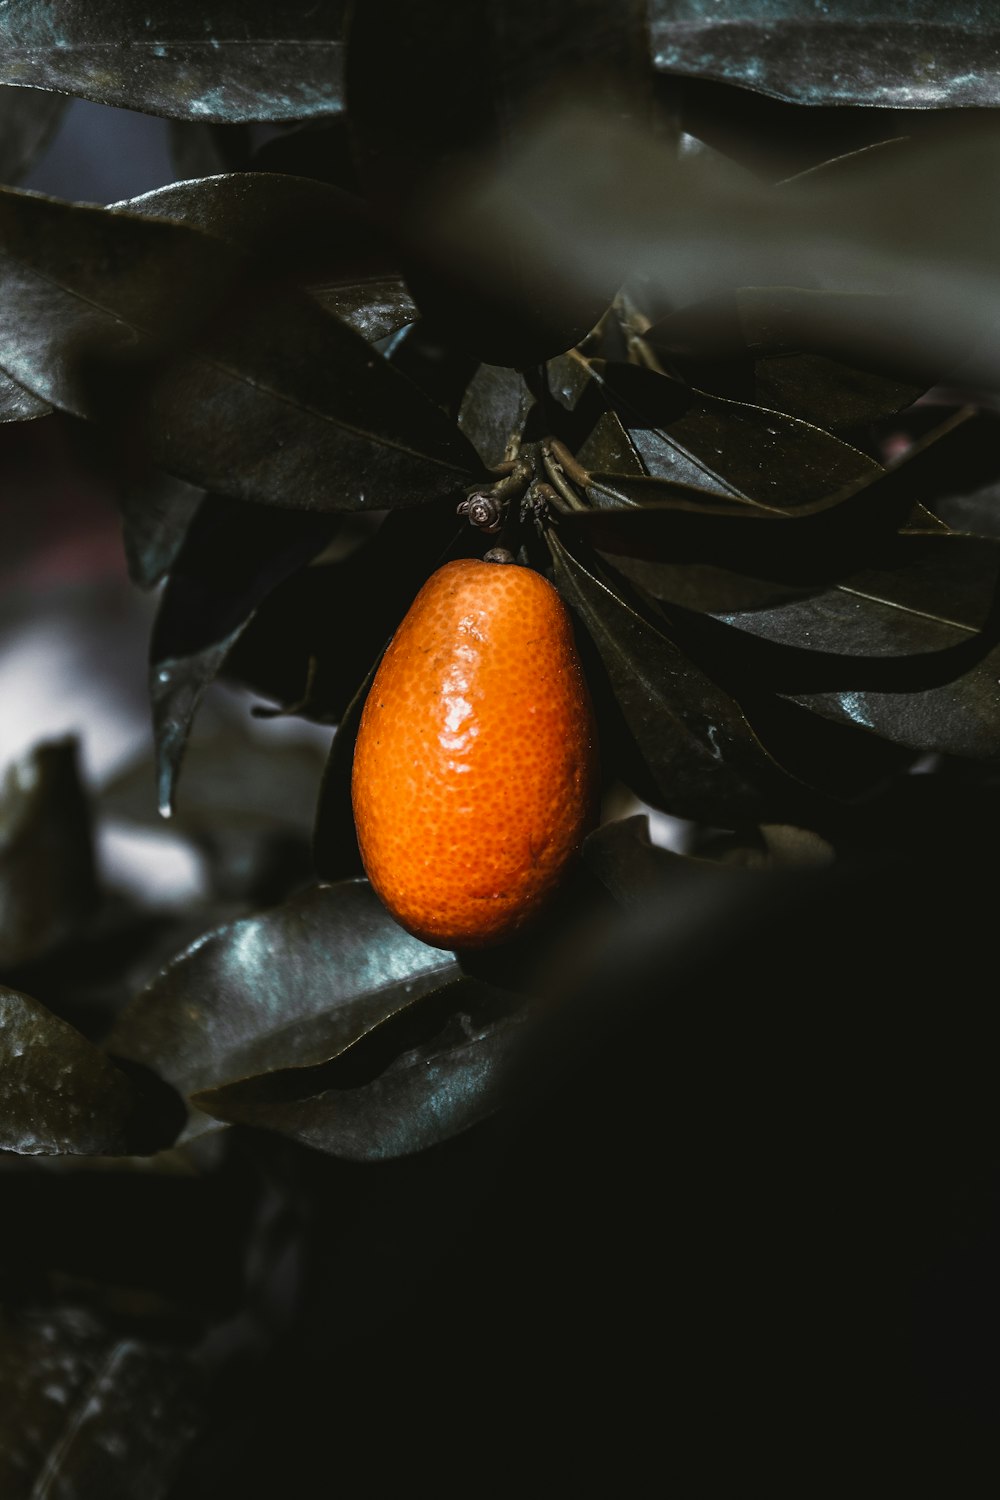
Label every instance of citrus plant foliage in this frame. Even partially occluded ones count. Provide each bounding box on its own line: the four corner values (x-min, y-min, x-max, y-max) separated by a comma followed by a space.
3, 0, 1000, 1486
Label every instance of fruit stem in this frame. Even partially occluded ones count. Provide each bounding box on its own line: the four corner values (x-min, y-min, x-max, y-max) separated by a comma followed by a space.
541, 441, 588, 512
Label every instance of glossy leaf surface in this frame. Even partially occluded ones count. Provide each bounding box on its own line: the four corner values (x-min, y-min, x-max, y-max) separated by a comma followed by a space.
591, 361, 881, 504
0, 369, 49, 423
567, 410, 998, 610
0, 1, 347, 122
107, 881, 460, 1138
710, 534, 1000, 759
114, 172, 394, 299
0, 186, 482, 511
650, 1, 1000, 107
0, 986, 138, 1155
547, 532, 787, 822
195, 977, 523, 1161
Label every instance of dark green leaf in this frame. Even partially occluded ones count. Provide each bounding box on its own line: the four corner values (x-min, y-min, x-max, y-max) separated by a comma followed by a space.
230, 502, 465, 727
704, 533, 1000, 760
458, 365, 535, 470
150, 495, 337, 815
0, 185, 483, 512
107, 881, 460, 1139
0, 739, 97, 968
346, 0, 651, 364
313, 276, 418, 345
0, 368, 48, 423
0, 1140, 260, 1319
567, 409, 999, 609
0, 985, 139, 1155
118, 469, 204, 589
114, 172, 395, 298
593, 361, 881, 503
382, 321, 480, 419
0, 84, 66, 184
645, 288, 936, 429
194, 977, 524, 1161
0, 1307, 200, 1497
651, 1, 1000, 107
547, 531, 790, 822
0, 1, 347, 122
454, 109, 1000, 396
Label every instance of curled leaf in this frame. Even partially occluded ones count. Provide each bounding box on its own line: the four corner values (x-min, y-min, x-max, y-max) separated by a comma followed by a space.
107, 881, 461, 1138
194, 977, 524, 1161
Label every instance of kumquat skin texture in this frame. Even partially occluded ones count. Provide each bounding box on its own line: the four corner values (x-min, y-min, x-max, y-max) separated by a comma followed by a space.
351, 557, 599, 949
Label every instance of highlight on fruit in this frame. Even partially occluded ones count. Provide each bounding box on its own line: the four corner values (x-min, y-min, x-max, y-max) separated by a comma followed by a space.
351, 556, 599, 950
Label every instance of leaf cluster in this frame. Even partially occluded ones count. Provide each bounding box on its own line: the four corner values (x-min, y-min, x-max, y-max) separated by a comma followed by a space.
4, 2, 1000, 1484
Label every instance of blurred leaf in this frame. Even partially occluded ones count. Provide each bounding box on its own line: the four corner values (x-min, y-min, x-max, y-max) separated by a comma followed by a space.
645, 288, 938, 429
106, 731, 325, 844
703, 533, 1000, 760
253, 115, 361, 192
0, 1, 347, 122
0, 1143, 259, 1319
194, 977, 524, 1161
167, 118, 254, 182
149, 495, 337, 815
672, 75, 991, 184
107, 881, 460, 1139
582, 814, 711, 908
442, 106, 1000, 396
105, 723, 328, 908
0, 185, 483, 512
118, 469, 204, 590
693, 822, 836, 869
0, 84, 66, 184
347, 0, 651, 363
547, 532, 791, 822
650, 1, 1000, 107
0, 1307, 200, 1498
566, 409, 999, 610
0, 985, 139, 1155
0, 739, 97, 969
